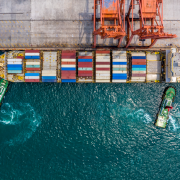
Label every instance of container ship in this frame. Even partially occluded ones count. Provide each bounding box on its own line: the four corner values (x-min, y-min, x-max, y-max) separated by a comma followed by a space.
0, 48, 177, 83
0, 0, 179, 83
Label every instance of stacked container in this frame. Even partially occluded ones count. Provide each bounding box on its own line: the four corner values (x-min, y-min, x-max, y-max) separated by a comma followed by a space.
42, 52, 57, 82
147, 53, 161, 82
26, 61, 40, 71
96, 50, 110, 83
25, 50, 41, 82
25, 50, 40, 59
7, 57, 23, 74
78, 52, 93, 82
61, 51, 76, 83
112, 51, 127, 83
25, 73, 40, 82
131, 52, 146, 82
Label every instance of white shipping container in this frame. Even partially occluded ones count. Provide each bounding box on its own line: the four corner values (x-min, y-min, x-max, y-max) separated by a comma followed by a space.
96, 73, 110, 77
132, 71, 146, 74
42, 70, 56, 73
147, 74, 160, 81
42, 73, 56, 76
113, 59, 127, 62
131, 77, 146, 80
147, 54, 160, 61
113, 71, 127, 73
112, 80, 126, 83
131, 52, 146, 56
61, 59, 76, 62
96, 71, 110, 73
25, 76, 40, 79
113, 65, 127, 68
96, 79, 110, 82
96, 59, 110, 62
25, 53, 40, 56
7, 62, 22, 64
7, 59, 22, 62
96, 65, 110, 68
131, 79, 145, 82
61, 65, 76, 67
96, 76, 110, 80
26, 62, 40, 65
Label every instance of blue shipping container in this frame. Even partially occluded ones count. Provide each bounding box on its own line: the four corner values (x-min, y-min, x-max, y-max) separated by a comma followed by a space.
132, 65, 146, 68
113, 62, 127, 65
25, 56, 40, 59
78, 59, 92, 62
42, 79, 57, 82
132, 68, 146, 71
61, 68, 76, 71
132, 56, 146, 59
42, 76, 57, 80
61, 79, 76, 83
7, 65, 22, 68
8, 70, 22, 74
7, 67, 22, 70
25, 73, 40, 76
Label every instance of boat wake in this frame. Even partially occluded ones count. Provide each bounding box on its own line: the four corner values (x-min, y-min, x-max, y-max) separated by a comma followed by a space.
0, 103, 41, 146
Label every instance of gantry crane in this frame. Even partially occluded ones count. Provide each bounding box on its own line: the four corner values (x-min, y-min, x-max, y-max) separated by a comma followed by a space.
126, 0, 177, 48
93, 0, 126, 48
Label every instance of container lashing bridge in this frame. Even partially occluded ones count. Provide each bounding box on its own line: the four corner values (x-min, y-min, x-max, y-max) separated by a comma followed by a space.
93, 0, 126, 48
126, 0, 177, 49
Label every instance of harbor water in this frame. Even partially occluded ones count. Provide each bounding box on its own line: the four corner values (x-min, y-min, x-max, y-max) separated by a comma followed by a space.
0, 83, 180, 179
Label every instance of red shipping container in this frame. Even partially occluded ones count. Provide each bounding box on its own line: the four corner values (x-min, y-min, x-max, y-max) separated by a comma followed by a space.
96, 68, 110, 71
61, 71, 76, 75
62, 50, 76, 54
132, 62, 146, 65
26, 68, 41, 71
25, 50, 40, 53
61, 62, 76, 65
96, 50, 110, 54
61, 75, 76, 79
25, 79, 40, 82
132, 74, 146, 77
78, 62, 92, 67
96, 62, 110, 65
78, 74, 92, 77
132, 59, 146, 62
78, 56, 93, 59
61, 55, 76, 59
78, 71, 92, 74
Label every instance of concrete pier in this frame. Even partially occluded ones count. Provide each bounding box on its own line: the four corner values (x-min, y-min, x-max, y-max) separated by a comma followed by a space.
0, 0, 179, 49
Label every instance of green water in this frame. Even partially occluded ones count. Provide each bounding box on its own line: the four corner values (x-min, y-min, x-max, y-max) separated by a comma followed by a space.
0, 83, 180, 179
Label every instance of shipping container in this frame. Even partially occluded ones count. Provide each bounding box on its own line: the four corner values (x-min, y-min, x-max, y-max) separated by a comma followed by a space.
25, 79, 40, 82
25, 76, 40, 79
8, 70, 22, 74
61, 51, 76, 82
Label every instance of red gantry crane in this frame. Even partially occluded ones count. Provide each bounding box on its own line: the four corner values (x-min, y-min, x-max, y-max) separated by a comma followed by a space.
126, 0, 177, 48
93, 0, 126, 48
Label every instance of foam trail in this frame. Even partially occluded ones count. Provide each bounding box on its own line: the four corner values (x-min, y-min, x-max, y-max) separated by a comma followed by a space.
168, 115, 180, 131
0, 103, 41, 146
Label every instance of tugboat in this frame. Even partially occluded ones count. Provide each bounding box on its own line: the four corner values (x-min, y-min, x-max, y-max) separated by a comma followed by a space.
155, 87, 176, 128
0, 78, 9, 106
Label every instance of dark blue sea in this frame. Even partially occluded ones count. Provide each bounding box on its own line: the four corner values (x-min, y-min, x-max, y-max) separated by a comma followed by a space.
1, 83, 180, 180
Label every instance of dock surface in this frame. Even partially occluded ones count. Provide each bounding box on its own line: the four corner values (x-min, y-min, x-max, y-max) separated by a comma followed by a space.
0, 0, 179, 49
